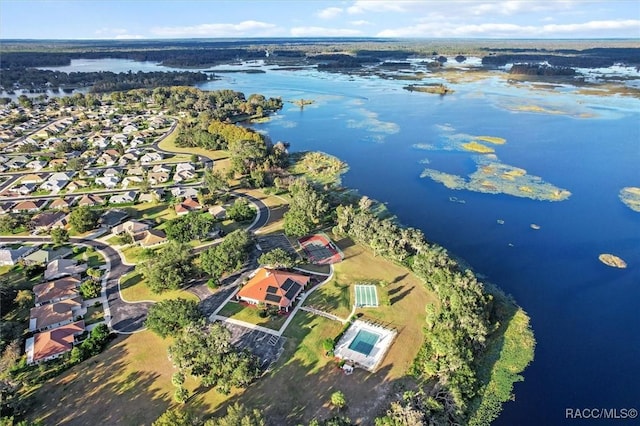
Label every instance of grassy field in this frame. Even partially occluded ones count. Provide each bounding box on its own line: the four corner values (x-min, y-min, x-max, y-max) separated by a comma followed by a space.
237, 188, 289, 235
125, 202, 177, 223
119, 271, 199, 303
157, 127, 229, 162
304, 236, 438, 378
217, 301, 288, 331
25, 331, 231, 425
26, 239, 437, 425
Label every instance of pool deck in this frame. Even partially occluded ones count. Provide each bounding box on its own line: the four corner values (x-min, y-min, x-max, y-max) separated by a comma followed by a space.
333, 319, 397, 372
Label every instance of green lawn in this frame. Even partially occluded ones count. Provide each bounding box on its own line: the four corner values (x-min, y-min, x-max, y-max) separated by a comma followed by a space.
119, 271, 199, 303
84, 305, 105, 325
217, 301, 288, 331
71, 247, 105, 268
157, 127, 229, 161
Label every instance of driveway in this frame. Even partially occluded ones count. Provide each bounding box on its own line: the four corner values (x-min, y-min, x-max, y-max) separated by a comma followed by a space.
0, 236, 148, 334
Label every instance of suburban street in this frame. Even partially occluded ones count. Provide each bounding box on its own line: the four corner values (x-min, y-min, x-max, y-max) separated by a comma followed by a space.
0, 192, 269, 334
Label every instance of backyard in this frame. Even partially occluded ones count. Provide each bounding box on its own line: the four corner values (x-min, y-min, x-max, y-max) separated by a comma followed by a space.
217, 301, 289, 331
119, 271, 199, 303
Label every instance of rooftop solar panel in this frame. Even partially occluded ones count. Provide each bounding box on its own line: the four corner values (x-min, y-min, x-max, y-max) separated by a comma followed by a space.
265, 293, 281, 303
266, 285, 278, 294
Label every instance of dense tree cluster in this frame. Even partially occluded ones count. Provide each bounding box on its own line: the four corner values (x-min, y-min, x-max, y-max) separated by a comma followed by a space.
283, 179, 329, 237
69, 324, 111, 365
334, 202, 491, 423
258, 248, 296, 269
145, 298, 202, 338
68, 206, 99, 233
225, 198, 256, 222
168, 323, 260, 394
136, 241, 194, 293
199, 229, 253, 282
165, 212, 217, 243
0, 68, 208, 94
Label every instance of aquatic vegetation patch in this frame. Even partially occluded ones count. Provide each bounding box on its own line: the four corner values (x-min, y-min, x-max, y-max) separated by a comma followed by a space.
421, 157, 571, 202
416, 126, 571, 201
476, 136, 506, 145
619, 187, 640, 212
289, 151, 349, 185
462, 141, 495, 153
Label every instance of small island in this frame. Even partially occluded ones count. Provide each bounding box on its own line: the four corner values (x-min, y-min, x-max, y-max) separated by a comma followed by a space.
404, 83, 454, 95
619, 187, 640, 212
292, 98, 315, 109
599, 254, 628, 268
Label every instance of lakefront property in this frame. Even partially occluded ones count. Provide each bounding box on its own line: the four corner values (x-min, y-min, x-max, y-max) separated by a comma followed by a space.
2, 20, 638, 425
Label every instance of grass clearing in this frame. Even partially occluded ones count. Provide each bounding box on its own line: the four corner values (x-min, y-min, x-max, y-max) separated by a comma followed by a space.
305, 236, 437, 378
84, 304, 105, 325
26, 331, 231, 426
119, 271, 199, 303
158, 128, 229, 161
125, 202, 177, 223
217, 301, 288, 331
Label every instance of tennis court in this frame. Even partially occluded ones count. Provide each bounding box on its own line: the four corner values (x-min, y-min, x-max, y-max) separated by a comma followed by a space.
298, 233, 344, 265
354, 284, 378, 308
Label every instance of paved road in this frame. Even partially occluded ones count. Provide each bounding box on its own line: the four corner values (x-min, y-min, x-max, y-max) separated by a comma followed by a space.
0, 235, 148, 334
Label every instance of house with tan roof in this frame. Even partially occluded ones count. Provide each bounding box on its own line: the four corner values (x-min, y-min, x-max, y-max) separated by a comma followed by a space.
25, 321, 85, 364
20, 173, 45, 184
236, 268, 310, 311
32, 276, 80, 306
138, 229, 168, 248
78, 193, 104, 207
49, 198, 70, 210
29, 297, 83, 332
44, 259, 87, 281
12, 199, 46, 213
112, 220, 150, 237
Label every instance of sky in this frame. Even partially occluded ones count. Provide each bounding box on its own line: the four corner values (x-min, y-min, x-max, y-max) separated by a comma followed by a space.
0, 0, 639, 40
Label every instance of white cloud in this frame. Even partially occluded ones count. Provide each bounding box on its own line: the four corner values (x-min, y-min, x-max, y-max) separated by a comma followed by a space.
377, 19, 640, 38
290, 26, 363, 37
152, 20, 280, 37
317, 7, 343, 19
350, 20, 372, 26
347, 0, 421, 14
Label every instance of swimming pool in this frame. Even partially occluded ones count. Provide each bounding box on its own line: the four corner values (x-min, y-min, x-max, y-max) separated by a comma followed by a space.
348, 329, 380, 356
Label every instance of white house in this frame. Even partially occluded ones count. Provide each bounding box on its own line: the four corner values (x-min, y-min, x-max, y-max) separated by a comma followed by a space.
109, 191, 136, 204
95, 176, 120, 188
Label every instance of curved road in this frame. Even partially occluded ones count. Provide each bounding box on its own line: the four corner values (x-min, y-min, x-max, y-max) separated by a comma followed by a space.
0, 193, 268, 334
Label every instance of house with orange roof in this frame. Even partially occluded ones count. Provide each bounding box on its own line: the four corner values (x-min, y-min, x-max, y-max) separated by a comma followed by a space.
236, 268, 310, 311
174, 197, 202, 216
25, 321, 85, 364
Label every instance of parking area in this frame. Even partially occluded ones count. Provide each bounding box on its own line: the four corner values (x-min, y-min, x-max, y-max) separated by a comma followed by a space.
223, 322, 286, 370
256, 233, 299, 259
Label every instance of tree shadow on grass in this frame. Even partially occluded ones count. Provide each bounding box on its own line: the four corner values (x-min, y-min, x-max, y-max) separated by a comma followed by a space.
119, 272, 143, 291
208, 310, 417, 425
390, 286, 414, 305
25, 335, 171, 426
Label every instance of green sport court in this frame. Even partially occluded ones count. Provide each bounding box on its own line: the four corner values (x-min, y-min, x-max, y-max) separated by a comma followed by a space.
354, 284, 378, 308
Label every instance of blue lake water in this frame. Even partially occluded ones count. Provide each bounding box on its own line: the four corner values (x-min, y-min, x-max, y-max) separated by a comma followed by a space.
50, 59, 640, 424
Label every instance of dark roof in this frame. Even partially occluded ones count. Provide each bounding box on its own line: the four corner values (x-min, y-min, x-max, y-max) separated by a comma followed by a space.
265, 293, 281, 303
99, 209, 129, 227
